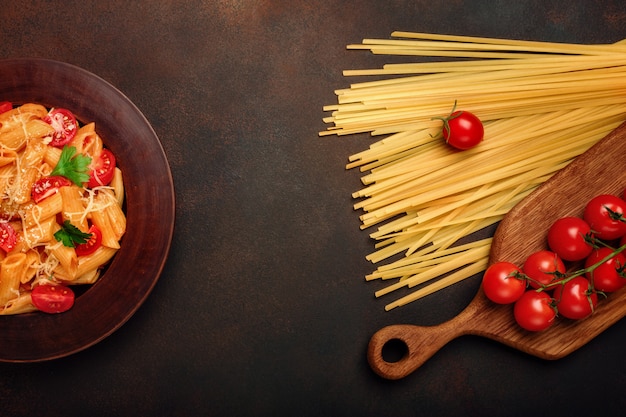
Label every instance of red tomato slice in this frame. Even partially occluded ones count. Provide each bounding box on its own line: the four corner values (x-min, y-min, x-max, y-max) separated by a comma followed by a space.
31, 284, 75, 314
31, 175, 72, 204
43, 108, 78, 147
0, 101, 12, 114
75, 224, 102, 257
0, 222, 17, 252
87, 148, 116, 188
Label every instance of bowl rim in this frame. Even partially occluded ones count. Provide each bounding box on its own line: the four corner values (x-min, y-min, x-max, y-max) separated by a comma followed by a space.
0, 58, 175, 362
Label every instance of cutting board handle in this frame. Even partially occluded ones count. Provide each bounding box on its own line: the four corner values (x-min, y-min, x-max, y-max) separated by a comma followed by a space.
367, 323, 455, 379
367, 299, 486, 379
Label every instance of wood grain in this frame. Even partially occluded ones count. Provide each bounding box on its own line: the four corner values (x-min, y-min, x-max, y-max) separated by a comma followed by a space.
368, 122, 626, 379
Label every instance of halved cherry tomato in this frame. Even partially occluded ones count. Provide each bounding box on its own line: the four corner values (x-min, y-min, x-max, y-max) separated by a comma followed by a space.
0, 101, 12, 114
31, 284, 75, 314
553, 276, 598, 320
31, 175, 72, 204
0, 222, 17, 252
75, 224, 102, 257
43, 108, 78, 147
87, 148, 116, 188
514, 290, 556, 332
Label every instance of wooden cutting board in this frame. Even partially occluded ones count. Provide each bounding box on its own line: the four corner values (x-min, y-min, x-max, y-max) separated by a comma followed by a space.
367, 121, 626, 380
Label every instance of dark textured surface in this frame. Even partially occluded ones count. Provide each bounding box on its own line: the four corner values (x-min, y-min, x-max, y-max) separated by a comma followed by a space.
1, 1, 625, 416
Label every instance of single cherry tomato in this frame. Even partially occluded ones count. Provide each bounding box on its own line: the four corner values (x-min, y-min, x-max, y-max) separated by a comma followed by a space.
482, 261, 526, 304
435, 102, 484, 150
0, 101, 12, 114
585, 248, 626, 293
74, 224, 102, 257
0, 222, 17, 252
31, 175, 72, 204
43, 108, 78, 147
547, 216, 594, 261
442, 110, 484, 150
583, 194, 626, 240
522, 250, 566, 289
30, 284, 75, 314
553, 276, 598, 320
513, 290, 556, 332
87, 148, 116, 188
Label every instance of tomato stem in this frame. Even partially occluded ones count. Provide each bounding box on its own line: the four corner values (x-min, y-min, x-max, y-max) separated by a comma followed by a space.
536, 242, 626, 291
431, 100, 462, 139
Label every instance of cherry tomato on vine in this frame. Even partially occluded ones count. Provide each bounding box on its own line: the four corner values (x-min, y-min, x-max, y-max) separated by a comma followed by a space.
547, 216, 594, 261
585, 247, 626, 293
583, 194, 626, 240
553, 276, 598, 320
30, 284, 75, 314
43, 108, 78, 147
435, 102, 484, 150
87, 148, 116, 188
482, 261, 526, 304
0, 222, 17, 253
513, 290, 556, 332
522, 250, 566, 289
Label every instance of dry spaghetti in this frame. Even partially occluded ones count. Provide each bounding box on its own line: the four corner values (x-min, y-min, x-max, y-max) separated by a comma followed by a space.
321, 31, 626, 311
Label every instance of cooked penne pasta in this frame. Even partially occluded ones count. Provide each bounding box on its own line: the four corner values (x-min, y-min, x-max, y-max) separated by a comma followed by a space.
0, 103, 126, 314
60, 185, 89, 232
0, 253, 28, 305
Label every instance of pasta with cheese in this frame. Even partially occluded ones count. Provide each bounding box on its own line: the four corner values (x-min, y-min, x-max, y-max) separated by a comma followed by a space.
321, 32, 626, 310
0, 103, 126, 315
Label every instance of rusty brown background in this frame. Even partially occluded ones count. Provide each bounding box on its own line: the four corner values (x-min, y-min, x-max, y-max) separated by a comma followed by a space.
1, 1, 625, 416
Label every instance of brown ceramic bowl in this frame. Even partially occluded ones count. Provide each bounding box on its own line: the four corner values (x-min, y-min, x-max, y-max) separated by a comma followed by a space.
0, 58, 175, 362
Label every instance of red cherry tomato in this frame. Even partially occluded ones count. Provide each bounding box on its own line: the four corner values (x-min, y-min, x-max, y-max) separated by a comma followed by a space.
74, 224, 103, 257
43, 108, 78, 147
583, 194, 626, 240
87, 149, 116, 188
522, 250, 566, 289
0, 101, 12, 114
442, 110, 484, 150
553, 276, 598, 320
547, 216, 594, 261
585, 248, 626, 293
0, 222, 17, 252
513, 290, 556, 332
31, 175, 72, 204
482, 262, 526, 304
31, 284, 75, 314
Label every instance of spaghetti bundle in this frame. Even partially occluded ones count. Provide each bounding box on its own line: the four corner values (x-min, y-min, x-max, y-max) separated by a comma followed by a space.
321, 32, 626, 311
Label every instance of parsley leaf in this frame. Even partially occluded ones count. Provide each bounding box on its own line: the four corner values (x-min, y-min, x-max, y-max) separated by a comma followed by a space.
54, 221, 92, 248
50, 145, 92, 186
